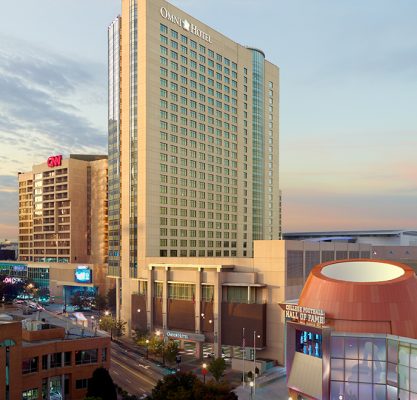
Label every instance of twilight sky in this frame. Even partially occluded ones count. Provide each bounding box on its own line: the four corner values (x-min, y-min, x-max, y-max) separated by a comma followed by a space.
0, 0, 416, 240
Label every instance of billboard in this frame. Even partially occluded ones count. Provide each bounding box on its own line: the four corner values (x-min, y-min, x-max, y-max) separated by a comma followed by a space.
74, 266, 92, 284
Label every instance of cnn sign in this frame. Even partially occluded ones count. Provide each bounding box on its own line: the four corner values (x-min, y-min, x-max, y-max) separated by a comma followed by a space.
47, 155, 62, 168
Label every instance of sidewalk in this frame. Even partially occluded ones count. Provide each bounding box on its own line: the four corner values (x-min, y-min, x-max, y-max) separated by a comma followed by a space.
233, 368, 288, 400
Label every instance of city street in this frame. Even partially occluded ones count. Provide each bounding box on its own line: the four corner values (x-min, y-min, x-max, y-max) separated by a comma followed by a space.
110, 342, 159, 397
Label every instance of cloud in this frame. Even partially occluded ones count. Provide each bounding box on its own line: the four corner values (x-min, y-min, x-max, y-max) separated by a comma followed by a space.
0, 35, 107, 175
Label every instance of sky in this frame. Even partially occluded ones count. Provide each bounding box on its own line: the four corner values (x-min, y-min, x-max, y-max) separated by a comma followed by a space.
0, 0, 416, 240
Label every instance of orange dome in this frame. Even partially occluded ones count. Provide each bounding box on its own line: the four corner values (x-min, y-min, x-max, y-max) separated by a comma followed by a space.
298, 259, 417, 338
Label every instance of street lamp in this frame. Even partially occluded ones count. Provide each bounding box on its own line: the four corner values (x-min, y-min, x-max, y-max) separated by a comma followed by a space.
146, 339, 149, 359
249, 381, 254, 400
202, 363, 207, 384
253, 331, 261, 398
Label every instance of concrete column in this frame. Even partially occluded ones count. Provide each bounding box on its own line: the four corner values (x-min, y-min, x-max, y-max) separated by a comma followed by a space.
195, 269, 203, 360
116, 278, 121, 321
147, 268, 154, 332
195, 269, 202, 333
162, 267, 169, 332
213, 267, 222, 358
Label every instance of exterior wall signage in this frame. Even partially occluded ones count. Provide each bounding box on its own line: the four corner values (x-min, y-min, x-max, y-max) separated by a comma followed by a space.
284, 303, 326, 327
166, 330, 205, 342
3, 277, 23, 284
47, 155, 63, 168
74, 266, 92, 283
160, 7, 212, 44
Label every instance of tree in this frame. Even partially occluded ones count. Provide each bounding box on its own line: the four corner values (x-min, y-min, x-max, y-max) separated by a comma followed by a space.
208, 357, 227, 383
99, 316, 115, 332
86, 367, 117, 400
114, 319, 127, 337
94, 293, 107, 315
147, 372, 237, 400
71, 291, 90, 310
84, 397, 103, 400
163, 340, 179, 363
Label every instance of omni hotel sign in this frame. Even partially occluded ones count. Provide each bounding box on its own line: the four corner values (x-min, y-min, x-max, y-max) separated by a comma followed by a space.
282, 303, 326, 327
160, 7, 213, 44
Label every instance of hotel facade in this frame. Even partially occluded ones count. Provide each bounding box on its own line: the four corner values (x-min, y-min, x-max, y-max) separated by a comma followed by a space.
17, 155, 112, 300
108, 0, 283, 362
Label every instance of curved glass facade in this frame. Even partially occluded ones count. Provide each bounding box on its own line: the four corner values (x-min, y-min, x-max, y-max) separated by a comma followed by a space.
108, 17, 121, 277
251, 49, 265, 241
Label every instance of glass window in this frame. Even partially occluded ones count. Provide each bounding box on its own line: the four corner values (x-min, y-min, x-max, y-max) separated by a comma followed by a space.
388, 339, 398, 363
75, 349, 98, 365
331, 337, 344, 358
345, 382, 358, 398
410, 367, 417, 392
22, 357, 38, 374
359, 339, 373, 360
387, 385, 398, 400
373, 339, 386, 362
399, 344, 410, 366
359, 383, 372, 399
345, 337, 358, 359
387, 362, 398, 385
331, 358, 344, 381
373, 384, 386, 400
22, 388, 38, 400
359, 360, 373, 383
330, 381, 344, 400
373, 361, 386, 384
345, 359, 359, 382
399, 364, 410, 390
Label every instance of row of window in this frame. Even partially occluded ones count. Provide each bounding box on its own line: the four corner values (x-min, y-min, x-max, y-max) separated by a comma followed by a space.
22, 349, 106, 374
160, 24, 238, 70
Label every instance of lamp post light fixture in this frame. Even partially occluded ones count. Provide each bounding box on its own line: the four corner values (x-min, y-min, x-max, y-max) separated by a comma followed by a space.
146, 339, 149, 359
253, 331, 261, 398
249, 381, 254, 400
202, 362, 207, 384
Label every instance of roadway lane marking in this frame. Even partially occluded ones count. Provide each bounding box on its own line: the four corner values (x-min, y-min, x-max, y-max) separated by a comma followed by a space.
113, 370, 120, 375
111, 358, 157, 387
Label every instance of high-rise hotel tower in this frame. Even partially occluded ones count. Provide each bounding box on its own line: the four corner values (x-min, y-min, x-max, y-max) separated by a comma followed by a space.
108, 0, 280, 279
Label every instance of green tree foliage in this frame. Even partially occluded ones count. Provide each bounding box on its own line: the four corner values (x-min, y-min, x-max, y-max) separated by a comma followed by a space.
163, 340, 179, 363
71, 291, 91, 310
114, 319, 127, 337
99, 316, 115, 332
208, 357, 227, 383
84, 397, 103, 400
0, 276, 37, 302
147, 372, 237, 400
86, 367, 117, 400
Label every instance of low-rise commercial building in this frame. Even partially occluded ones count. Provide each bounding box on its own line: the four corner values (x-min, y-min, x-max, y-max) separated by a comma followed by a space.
0, 313, 110, 400
283, 259, 417, 400
120, 240, 372, 367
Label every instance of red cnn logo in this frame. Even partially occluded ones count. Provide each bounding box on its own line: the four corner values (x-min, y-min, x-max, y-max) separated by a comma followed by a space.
47, 155, 63, 168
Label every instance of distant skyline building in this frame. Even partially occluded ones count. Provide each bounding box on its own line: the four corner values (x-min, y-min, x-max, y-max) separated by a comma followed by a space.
108, 0, 281, 280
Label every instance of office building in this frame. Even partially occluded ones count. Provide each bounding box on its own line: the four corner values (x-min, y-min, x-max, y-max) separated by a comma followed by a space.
283, 259, 417, 400
0, 313, 110, 400
108, 0, 281, 282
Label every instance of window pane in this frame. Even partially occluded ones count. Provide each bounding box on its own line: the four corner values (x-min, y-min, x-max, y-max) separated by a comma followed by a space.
410, 368, 417, 393
387, 362, 398, 385
410, 347, 417, 369
331, 337, 344, 358
399, 344, 410, 366
359, 338, 373, 360
373, 339, 386, 362
331, 358, 344, 381
330, 381, 344, 400
359, 359, 373, 383
387, 385, 398, 400
345, 382, 358, 398
373, 361, 386, 384
345, 360, 359, 382
359, 383, 372, 400
345, 337, 358, 359
399, 364, 410, 390
388, 339, 398, 364
373, 384, 386, 400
